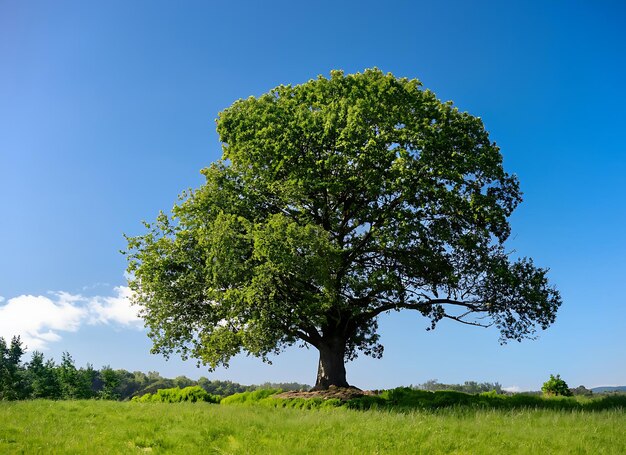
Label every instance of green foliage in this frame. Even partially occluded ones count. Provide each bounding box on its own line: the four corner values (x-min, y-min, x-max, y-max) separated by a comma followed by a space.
26, 352, 61, 399
77, 364, 98, 399
542, 374, 573, 397
124, 68, 562, 388
99, 366, 121, 400
132, 386, 221, 403
56, 353, 95, 399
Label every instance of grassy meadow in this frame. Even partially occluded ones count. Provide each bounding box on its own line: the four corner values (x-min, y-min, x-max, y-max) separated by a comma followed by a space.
1, 399, 624, 454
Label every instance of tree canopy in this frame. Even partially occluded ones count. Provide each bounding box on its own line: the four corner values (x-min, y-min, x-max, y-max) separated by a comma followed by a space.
124, 69, 561, 389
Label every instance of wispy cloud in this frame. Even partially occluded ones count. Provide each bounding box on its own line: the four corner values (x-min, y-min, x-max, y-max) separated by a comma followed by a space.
0, 286, 142, 350
81, 282, 111, 291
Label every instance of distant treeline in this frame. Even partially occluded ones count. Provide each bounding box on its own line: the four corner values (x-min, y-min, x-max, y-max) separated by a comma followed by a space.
413, 379, 505, 394
413, 380, 596, 397
0, 336, 310, 401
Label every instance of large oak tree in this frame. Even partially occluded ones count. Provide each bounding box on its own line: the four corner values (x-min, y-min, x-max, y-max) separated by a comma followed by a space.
125, 69, 561, 390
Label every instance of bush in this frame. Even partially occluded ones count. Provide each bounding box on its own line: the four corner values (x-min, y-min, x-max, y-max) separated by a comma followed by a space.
131, 386, 220, 403
542, 374, 573, 397
219, 389, 282, 405
372, 388, 475, 410
344, 395, 387, 410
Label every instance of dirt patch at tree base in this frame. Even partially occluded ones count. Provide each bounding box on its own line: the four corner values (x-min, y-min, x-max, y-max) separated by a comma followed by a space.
274, 386, 377, 401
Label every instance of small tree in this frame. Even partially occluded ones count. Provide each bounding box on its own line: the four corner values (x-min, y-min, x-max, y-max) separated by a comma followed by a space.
542, 374, 572, 397
75, 364, 97, 399
57, 352, 79, 399
27, 351, 61, 399
125, 69, 562, 390
0, 336, 27, 400
99, 366, 121, 400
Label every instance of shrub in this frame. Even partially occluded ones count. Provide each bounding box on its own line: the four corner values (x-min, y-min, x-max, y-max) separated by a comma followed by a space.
542, 374, 573, 397
375, 388, 474, 409
131, 386, 220, 403
219, 389, 282, 405
344, 395, 387, 410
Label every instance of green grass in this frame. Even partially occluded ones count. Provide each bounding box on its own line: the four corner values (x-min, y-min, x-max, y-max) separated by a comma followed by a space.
0, 400, 624, 454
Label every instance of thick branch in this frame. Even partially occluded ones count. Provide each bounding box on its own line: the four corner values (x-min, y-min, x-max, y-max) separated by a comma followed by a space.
441, 314, 492, 328
295, 330, 317, 345
359, 298, 483, 322
344, 194, 405, 257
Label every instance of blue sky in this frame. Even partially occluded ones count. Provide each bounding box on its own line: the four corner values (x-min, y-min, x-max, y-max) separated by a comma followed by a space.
1, 0, 624, 391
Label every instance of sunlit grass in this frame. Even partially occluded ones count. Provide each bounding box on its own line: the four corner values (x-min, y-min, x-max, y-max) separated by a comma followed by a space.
0, 400, 624, 454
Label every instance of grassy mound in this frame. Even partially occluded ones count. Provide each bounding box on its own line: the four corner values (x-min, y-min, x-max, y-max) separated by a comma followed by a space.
220, 387, 626, 412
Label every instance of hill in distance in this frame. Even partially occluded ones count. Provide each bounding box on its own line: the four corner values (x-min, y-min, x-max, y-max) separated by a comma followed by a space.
591, 386, 626, 393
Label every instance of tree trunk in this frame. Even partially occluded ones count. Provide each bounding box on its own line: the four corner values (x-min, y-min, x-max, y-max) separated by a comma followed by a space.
313, 338, 349, 390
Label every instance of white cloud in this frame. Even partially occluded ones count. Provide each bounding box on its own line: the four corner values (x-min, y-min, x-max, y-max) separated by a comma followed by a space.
0, 294, 87, 350
503, 385, 521, 393
0, 286, 143, 350
88, 286, 142, 326
0, 296, 5, 303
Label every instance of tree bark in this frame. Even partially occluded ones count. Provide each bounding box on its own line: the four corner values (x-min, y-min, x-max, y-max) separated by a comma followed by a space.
313, 338, 349, 390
